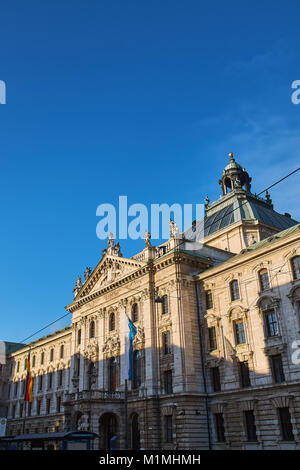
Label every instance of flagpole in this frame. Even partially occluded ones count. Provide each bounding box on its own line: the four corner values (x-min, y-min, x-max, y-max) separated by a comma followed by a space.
124, 306, 129, 450
124, 378, 128, 450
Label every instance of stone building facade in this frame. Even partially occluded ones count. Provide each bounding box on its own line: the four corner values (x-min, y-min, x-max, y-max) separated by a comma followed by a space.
1, 154, 300, 450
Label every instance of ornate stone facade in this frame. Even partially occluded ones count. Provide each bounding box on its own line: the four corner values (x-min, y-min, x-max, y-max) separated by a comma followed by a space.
2, 155, 300, 450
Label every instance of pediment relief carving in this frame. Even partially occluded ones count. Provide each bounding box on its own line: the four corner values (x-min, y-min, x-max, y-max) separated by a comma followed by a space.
87, 258, 143, 295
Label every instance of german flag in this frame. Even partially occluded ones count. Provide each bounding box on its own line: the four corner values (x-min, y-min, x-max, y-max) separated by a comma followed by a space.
25, 352, 33, 402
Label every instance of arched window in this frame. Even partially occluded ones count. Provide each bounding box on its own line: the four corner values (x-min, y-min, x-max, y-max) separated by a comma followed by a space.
24, 358, 27, 370
77, 329, 81, 345
109, 357, 117, 392
133, 350, 142, 389
32, 355, 36, 368
89, 320, 95, 339
259, 268, 270, 291
291, 256, 300, 280
132, 304, 139, 323
16, 361, 20, 373
50, 348, 54, 362
109, 312, 115, 331
40, 352, 44, 365
230, 280, 240, 301
162, 295, 168, 315
60, 344, 64, 359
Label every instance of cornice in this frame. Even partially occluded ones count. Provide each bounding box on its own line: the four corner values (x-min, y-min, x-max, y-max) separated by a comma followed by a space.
195, 226, 300, 282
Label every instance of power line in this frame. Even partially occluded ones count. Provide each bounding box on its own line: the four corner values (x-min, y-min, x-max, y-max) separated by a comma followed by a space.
17, 166, 300, 345
19, 312, 71, 344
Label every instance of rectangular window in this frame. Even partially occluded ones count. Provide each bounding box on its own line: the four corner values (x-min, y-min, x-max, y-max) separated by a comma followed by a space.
58, 370, 63, 387
271, 355, 285, 383
279, 407, 294, 441
46, 398, 51, 415
265, 309, 278, 337
57, 396, 61, 413
259, 269, 270, 291
234, 320, 246, 345
205, 290, 213, 309
214, 413, 225, 442
211, 367, 221, 392
291, 256, 300, 280
208, 327, 217, 351
230, 280, 240, 301
244, 410, 257, 442
162, 332, 171, 355
48, 372, 53, 389
239, 361, 251, 388
164, 415, 173, 443
164, 370, 173, 394
39, 375, 43, 391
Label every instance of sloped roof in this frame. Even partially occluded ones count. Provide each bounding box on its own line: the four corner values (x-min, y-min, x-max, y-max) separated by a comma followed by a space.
184, 193, 298, 240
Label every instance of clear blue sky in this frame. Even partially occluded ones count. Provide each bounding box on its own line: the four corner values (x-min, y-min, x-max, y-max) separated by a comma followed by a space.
1, 0, 300, 342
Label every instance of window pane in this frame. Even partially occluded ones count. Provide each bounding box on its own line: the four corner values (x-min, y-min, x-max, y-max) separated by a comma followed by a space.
165, 416, 173, 443
259, 269, 270, 291
206, 290, 213, 309
244, 410, 257, 442
215, 413, 225, 442
265, 309, 278, 337
271, 355, 285, 383
235, 321, 246, 344
239, 361, 251, 388
292, 256, 300, 280
211, 367, 221, 392
230, 280, 240, 301
208, 327, 217, 351
279, 408, 294, 441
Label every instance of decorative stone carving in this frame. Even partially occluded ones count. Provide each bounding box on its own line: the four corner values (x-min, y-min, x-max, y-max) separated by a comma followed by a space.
77, 414, 90, 431
169, 218, 180, 238
102, 335, 120, 355
102, 233, 122, 257
270, 395, 294, 409
73, 275, 82, 297
84, 267, 92, 282
83, 339, 99, 361
144, 230, 152, 247
133, 326, 145, 346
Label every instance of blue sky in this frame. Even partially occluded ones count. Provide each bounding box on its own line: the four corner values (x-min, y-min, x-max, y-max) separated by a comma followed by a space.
1, 0, 300, 342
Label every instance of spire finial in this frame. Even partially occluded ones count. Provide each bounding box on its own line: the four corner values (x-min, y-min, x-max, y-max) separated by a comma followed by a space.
229, 152, 234, 162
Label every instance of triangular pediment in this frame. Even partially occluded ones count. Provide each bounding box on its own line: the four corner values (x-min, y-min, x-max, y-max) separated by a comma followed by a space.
74, 254, 146, 300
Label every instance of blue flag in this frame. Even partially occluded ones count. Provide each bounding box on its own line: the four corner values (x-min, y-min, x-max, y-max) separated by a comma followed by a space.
127, 316, 137, 381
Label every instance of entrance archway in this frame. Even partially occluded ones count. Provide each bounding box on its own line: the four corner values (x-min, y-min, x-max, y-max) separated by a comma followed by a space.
99, 413, 118, 449
131, 413, 140, 450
